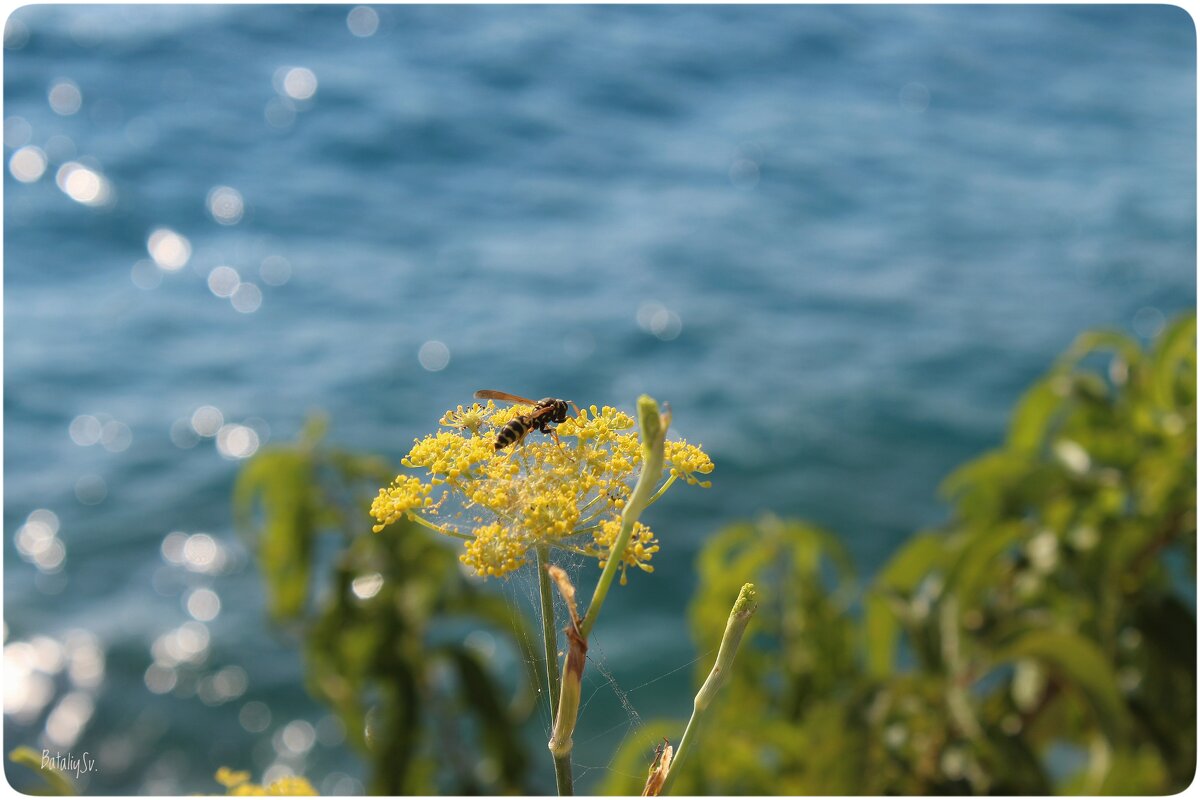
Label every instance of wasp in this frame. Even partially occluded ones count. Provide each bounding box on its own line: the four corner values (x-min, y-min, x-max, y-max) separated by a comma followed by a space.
474, 390, 578, 450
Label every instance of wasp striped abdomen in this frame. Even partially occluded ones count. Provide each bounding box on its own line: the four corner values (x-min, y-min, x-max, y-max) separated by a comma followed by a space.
494, 415, 535, 450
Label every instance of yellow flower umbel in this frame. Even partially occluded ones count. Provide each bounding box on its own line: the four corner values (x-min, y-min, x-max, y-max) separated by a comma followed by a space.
215, 767, 317, 796
371, 400, 712, 582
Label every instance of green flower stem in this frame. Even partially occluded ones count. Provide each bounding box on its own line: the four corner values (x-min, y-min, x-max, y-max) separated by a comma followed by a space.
407, 513, 472, 541
644, 473, 678, 507
535, 545, 574, 795
552, 742, 575, 793
659, 583, 759, 796
579, 395, 667, 640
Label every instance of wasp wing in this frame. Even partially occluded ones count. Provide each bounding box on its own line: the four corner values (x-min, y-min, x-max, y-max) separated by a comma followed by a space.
474, 389, 540, 406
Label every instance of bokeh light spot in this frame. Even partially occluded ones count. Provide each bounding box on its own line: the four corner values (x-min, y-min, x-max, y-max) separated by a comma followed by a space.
147, 228, 192, 271
216, 424, 260, 459
280, 67, 318, 101
280, 719, 316, 754
44, 691, 94, 748
316, 715, 346, 747
170, 418, 200, 449
182, 533, 218, 572
69, 415, 102, 446
186, 588, 221, 622
64, 630, 105, 689
48, 79, 82, 115
9, 145, 46, 183
191, 406, 224, 437
207, 266, 241, 298
239, 701, 272, 733
351, 572, 384, 600
4, 115, 32, 147
100, 420, 132, 453
55, 161, 114, 207
636, 301, 683, 340
4, 18, 29, 50
75, 474, 108, 505
230, 282, 263, 313
207, 185, 244, 225
347, 6, 379, 37
418, 340, 450, 371
144, 663, 176, 695
161, 531, 188, 565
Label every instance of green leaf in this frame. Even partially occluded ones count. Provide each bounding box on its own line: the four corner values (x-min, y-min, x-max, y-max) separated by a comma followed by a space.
233, 448, 318, 621
8, 747, 76, 795
1058, 329, 1143, 371
865, 532, 946, 676
995, 630, 1133, 747
945, 521, 1026, 608
1008, 378, 1066, 454
1149, 313, 1196, 410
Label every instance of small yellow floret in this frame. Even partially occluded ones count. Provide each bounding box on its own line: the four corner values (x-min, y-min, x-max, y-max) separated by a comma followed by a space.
589, 517, 660, 585
461, 522, 529, 577
266, 776, 318, 795
216, 768, 251, 789
440, 403, 490, 434
370, 475, 432, 532
217, 769, 317, 797
665, 439, 714, 487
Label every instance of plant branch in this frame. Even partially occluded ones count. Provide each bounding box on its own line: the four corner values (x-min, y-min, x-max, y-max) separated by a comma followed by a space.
546, 397, 668, 787
579, 396, 668, 640
536, 545, 574, 795
407, 513, 472, 541
658, 583, 759, 796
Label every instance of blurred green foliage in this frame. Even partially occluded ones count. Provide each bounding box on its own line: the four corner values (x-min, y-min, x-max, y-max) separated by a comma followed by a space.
233, 416, 537, 794
607, 313, 1196, 795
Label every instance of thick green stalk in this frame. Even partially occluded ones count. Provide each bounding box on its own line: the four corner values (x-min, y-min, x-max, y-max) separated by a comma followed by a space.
536, 545, 574, 795
659, 583, 759, 796
548, 396, 668, 776
579, 395, 667, 640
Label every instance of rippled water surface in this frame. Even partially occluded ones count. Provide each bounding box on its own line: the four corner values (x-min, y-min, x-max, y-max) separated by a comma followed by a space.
4, 4, 1195, 794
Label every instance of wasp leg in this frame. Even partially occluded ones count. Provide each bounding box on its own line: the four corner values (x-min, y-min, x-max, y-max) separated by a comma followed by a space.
547, 427, 577, 462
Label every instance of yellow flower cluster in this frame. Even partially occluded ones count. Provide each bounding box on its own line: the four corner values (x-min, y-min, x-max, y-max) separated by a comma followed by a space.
370, 401, 712, 580
586, 518, 660, 585
215, 768, 317, 796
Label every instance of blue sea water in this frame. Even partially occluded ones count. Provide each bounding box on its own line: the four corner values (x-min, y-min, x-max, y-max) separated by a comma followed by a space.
3, 4, 1195, 795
